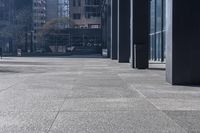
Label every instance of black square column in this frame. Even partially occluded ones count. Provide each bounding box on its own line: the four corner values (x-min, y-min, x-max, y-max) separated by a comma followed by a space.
111, 0, 118, 60
166, 0, 200, 85
106, 1, 111, 58
117, 0, 130, 63
130, 0, 149, 69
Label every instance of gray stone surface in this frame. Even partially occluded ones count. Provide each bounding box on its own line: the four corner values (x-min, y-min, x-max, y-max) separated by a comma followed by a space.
49, 111, 186, 133
164, 111, 200, 133
0, 57, 200, 132
0, 111, 57, 133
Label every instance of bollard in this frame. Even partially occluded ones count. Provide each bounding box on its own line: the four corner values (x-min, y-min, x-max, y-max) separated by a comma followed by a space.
0, 48, 2, 59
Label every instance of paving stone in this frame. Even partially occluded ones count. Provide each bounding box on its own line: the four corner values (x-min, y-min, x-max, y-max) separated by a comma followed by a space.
0, 57, 200, 133
49, 111, 186, 133
149, 98, 200, 111
61, 98, 155, 112
70, 86, 141, 98
0, 112, 57, 133
164, 111, 200, 133
0, 89, 64, 112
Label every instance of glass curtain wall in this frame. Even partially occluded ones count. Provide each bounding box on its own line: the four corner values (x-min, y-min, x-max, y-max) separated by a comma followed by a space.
150, 0, 166, 62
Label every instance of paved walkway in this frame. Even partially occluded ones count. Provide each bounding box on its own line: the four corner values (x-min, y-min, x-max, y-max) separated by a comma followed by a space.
0, 57, 200, 133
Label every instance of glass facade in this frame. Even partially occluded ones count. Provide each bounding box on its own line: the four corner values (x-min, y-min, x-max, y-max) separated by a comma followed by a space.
85, 0, 101, 19
150, 0, 166, 62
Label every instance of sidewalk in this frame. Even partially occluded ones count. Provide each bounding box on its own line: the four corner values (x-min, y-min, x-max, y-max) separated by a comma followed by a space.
0, 57, 200, 133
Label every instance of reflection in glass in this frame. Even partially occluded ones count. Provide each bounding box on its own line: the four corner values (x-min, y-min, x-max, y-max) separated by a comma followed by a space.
150, 0, 166, 62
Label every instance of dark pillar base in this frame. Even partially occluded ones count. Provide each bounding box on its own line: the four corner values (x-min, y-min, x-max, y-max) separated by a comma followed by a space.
130, 0, 149, 69
134, 44, 148, 69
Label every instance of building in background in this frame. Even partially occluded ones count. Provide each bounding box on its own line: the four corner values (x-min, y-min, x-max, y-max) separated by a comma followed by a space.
33, 0, 71, 51
46, 0, 58, 21
0, 0, 14, 23
46, 0, 69, 21
0, 0, 34, 54
43, 0, 102, 54
32, 0, 46, 51
1, 0, 102, 54
0, 0, 15, 53
58, 0, 69, 18
69, 0, 101, 28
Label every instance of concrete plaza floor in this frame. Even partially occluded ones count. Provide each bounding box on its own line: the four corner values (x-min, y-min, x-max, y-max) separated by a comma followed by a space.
0, 56, 200, 133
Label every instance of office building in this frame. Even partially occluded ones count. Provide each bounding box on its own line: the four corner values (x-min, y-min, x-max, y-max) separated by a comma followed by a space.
46, 0, 58, 21
32, 0, 46, 50
101, 0, 200, 85
33, 0, 71, 50
46, 0, 69, 21
58, 0, 69, 18
0, 0, 14, 53
69, 0, 101, 28
0, 0, 14, 22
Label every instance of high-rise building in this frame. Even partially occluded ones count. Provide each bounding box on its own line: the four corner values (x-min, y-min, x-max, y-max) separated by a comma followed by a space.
69, 0, 101, 28
46, 0, 69, 21
58, 0, 69, 18
46, 0, 58, 21
32, 0, 46, 50
0, 0, 14, 23
0, 0, 15, 52
33, 0, 70, 50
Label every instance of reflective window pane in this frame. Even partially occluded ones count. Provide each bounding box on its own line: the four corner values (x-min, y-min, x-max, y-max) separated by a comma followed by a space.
150, 0, 166, 62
